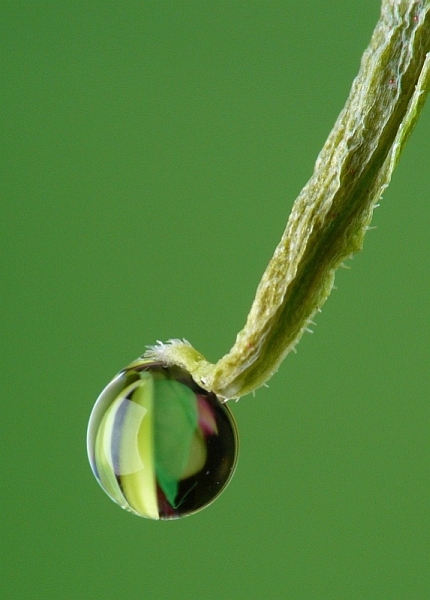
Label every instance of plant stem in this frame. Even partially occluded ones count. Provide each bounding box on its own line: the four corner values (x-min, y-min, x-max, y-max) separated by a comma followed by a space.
145, 0, 430, 400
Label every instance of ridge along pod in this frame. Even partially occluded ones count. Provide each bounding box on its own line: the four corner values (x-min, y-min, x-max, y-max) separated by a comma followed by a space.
87, 359, 239, 519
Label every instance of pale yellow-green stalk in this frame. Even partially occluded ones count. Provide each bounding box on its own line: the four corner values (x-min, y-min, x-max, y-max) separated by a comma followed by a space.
145, 0, 430, 400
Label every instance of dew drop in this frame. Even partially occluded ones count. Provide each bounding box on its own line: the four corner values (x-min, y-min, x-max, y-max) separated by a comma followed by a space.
87, 359, 239, 519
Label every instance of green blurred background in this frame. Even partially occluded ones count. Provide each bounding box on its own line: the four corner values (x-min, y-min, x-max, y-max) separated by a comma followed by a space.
2, 1, 429, 598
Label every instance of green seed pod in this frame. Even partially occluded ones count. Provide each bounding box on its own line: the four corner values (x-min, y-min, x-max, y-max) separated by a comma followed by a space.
87, 359, 238, 519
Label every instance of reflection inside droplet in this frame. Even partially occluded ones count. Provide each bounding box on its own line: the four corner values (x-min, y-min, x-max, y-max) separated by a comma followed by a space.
87, 360, 238, 520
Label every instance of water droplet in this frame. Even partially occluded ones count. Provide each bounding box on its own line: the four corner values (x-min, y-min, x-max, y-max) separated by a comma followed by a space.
87, 360, 238, 519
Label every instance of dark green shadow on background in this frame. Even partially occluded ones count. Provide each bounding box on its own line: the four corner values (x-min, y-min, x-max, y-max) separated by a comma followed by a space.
2, 2, 429, 598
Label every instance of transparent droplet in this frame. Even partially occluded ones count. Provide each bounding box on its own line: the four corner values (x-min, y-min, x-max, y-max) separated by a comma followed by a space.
87, 360, 238, 519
